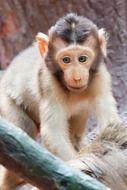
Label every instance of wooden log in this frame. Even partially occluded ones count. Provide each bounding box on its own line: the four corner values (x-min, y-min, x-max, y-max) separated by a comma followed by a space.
0, 118, 110, 190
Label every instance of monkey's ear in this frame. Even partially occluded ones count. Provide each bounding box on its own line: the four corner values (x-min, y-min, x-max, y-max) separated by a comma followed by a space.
36, 32, 49, 56
98, 28, 108, 56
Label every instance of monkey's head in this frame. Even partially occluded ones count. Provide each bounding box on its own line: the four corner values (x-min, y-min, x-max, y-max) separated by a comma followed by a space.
36, 13, 107, 93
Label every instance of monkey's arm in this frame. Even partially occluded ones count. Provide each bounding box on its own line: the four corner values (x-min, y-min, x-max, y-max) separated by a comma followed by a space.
40, 99, 77, 161
91, 65, 120, 128
93, 92, 120, 128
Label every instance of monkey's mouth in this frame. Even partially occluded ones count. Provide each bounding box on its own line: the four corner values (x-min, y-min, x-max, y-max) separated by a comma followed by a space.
67, 85, 87, 93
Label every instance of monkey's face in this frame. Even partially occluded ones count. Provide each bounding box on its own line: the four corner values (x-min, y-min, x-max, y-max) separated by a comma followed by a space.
36, 14, 107, 94
55, 45, 95, 93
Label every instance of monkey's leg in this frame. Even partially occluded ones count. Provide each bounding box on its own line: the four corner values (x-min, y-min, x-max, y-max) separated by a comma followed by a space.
0, 94, 38, 138
0, 94, 38, 190
69, 112, 88, 151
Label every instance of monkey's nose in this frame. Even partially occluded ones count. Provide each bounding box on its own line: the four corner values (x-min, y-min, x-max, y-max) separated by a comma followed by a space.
73, 76, 81, 82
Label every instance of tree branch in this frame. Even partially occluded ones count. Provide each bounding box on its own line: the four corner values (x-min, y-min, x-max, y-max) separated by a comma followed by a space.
0, 118, 110, 190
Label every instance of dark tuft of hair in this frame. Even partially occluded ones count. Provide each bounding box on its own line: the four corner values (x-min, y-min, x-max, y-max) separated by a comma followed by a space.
52, 13, 98, 43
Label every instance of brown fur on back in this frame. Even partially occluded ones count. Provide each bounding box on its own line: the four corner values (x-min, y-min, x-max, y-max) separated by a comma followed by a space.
69, 123, 127, 190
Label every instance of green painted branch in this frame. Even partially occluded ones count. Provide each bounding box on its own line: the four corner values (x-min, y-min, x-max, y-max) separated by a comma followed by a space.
0, 118, 110, 190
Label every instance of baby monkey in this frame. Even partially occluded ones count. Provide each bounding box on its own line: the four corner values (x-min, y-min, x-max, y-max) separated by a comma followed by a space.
0, 13, 120, 189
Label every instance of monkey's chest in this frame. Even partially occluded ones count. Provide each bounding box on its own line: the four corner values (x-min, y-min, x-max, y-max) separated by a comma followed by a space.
67, 100, 89, 117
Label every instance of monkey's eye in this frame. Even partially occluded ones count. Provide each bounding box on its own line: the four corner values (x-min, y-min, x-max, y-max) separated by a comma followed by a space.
63, 57, 71, 64
78, 55, 88, 63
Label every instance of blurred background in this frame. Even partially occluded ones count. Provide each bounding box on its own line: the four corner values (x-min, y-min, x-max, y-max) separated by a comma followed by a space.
0, 0, 127, 112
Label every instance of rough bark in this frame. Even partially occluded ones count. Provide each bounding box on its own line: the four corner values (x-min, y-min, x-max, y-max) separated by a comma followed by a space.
0, 0, 127, 111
